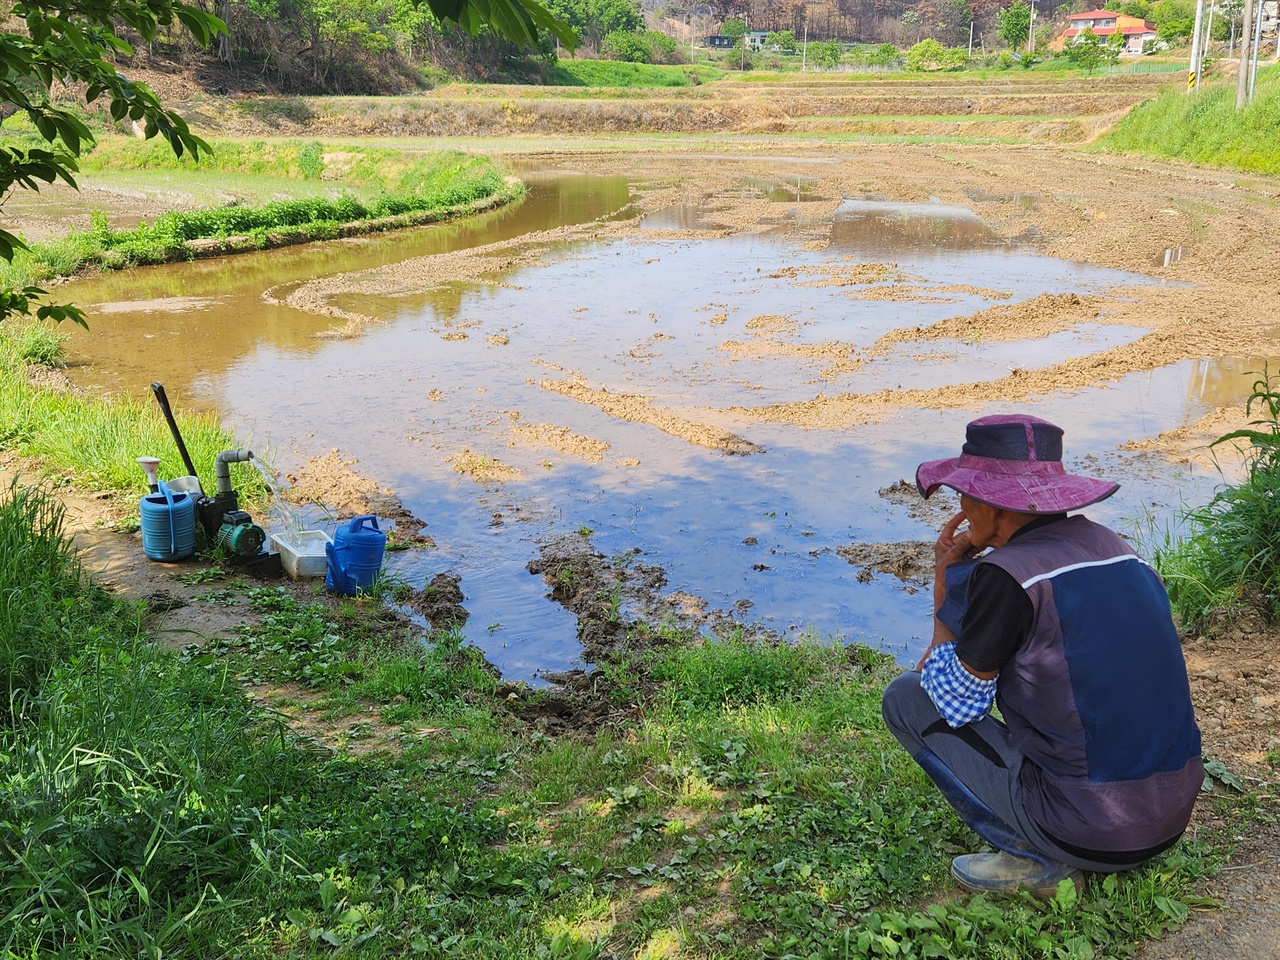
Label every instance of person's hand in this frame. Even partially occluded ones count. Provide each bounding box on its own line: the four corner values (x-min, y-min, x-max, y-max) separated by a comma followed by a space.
934, 510, 977, 572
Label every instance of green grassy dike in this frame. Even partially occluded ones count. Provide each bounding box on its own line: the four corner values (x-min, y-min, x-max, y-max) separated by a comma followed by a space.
0, 327, 1226, 959
1100, 64, 1280, 174
0, 140, 523, 292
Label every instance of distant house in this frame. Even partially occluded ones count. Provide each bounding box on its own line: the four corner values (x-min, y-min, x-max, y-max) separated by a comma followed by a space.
705, 30, 770, 51
1054, 9, 1157, 54
1261, 0, 1278, 33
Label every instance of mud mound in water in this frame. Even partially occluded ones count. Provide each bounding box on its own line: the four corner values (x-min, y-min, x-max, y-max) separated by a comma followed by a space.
447, 449, 524, 485
541, 377, 763, 456
869, 292, 1108, 354
527, 534, 633, 662
284, 449, 434, 547
409, 572, 469, 628
837, 540, 934, 589
510, 421, 610, 463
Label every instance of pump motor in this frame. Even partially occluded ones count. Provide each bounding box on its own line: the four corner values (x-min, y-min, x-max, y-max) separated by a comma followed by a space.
216, 510, 266, 558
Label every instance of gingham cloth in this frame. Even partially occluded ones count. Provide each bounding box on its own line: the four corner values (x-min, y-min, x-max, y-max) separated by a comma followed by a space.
921, 642, 998, 728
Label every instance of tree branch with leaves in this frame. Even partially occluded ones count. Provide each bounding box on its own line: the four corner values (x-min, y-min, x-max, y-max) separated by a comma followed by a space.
0, 0, 572, 326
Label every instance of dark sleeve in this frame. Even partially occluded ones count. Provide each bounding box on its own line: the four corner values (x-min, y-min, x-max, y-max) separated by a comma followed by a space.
954, 563, 1033, 674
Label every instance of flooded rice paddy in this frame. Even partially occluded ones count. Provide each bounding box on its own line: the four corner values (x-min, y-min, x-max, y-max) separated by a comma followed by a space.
63, 167, 1267, 681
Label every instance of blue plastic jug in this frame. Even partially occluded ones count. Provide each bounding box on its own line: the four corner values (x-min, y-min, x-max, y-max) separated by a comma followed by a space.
325, 515, 386, 595
140, 480, 196, 562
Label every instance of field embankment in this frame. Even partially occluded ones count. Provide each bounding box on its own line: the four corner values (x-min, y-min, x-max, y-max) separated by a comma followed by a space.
0, 140, 521, 289
1101, 64, 1280, 173
0, 470, 1220, 959
184, 72, 1177, 144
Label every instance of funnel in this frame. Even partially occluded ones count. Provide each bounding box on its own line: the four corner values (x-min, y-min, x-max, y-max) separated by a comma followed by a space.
136, 456, 161, 493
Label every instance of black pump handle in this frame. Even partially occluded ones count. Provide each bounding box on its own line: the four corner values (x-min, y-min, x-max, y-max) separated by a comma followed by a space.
150, 382, 199, 480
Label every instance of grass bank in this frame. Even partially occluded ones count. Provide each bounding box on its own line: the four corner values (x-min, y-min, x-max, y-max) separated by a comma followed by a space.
1100, 64, 1280, 173
0, 321, 259, 501
0, 141, 523, 290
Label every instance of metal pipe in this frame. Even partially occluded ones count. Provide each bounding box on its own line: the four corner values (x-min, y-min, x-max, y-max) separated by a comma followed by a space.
1189, 0, 1205, 91
215, 449, 254, 495
150, 382, 199, 479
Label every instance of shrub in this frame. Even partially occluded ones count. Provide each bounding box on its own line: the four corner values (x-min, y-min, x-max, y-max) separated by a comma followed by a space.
601, 29, 652, 63
810, 40, 842, 68
906, 38, 947, 71
297, 140, 325, 180
868, 42, 900, 66
644, 29, 682, 64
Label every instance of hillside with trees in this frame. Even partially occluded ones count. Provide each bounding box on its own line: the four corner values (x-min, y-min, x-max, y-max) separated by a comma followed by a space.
32, 0, 1218, 95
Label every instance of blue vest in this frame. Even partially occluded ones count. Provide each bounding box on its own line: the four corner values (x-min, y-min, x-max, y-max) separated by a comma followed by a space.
978, 516, 1202, 854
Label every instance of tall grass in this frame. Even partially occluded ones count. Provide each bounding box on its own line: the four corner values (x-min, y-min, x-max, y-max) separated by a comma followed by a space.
0, 481, 102, 719
1156, 368, 1280, 625
80, 136, 329, 179
0, 321, 259, 499
0, 482, 311, 956
1101, 64, 1280, 173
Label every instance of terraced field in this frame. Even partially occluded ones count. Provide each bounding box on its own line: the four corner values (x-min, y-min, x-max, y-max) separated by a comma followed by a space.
196, 71, 1180, 143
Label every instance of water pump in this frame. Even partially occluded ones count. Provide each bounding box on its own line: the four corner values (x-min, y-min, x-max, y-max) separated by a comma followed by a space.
195, 449, 254, 543
216, 510, 266, 558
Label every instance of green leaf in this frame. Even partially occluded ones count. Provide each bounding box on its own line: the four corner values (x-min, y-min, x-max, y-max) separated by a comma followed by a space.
1202, 758, 1244, 792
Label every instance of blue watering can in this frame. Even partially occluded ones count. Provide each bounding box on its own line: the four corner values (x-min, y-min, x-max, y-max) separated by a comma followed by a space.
140, 480, 196, 562
325, 515, 386, 595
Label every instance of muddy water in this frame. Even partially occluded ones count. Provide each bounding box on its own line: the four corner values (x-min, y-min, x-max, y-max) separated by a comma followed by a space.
61, 170, 633, 402
63, 172, 1265, 681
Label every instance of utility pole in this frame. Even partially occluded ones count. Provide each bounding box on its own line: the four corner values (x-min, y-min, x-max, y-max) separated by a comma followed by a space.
1189, 0, 1206, 90
1236, 0, 1254, 107
968, 19, 975, 58
1028, 0, 1036, 54
801, 18, 808, 71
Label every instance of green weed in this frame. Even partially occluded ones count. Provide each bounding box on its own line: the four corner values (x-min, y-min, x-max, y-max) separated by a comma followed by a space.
0, 319, 67, 366
544, 60, 724, 88
1155, 366, 1280, 624
0, 339, 263, 504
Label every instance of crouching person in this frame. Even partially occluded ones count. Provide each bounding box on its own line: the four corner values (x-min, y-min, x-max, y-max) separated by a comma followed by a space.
882, 414, 1202, 896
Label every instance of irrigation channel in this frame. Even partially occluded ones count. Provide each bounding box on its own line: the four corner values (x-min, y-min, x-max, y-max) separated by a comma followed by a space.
62, 164, 1269, 682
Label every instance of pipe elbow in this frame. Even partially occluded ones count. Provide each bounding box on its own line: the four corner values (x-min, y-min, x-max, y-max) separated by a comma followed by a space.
214, 449, 255, 494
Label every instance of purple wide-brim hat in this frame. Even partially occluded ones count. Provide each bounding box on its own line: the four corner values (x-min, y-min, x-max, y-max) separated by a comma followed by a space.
916, 414, 1119, 515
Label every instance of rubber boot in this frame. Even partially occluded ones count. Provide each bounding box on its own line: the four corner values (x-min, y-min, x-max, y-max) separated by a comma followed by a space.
950, 850, 1083, 898
914, 748, 1083, 897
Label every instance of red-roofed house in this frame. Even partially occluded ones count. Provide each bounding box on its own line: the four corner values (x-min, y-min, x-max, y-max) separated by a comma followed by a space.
1053, 9, 1157, 54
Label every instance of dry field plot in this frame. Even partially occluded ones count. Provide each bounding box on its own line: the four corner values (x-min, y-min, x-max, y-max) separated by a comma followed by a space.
197, 72, 1173, 142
